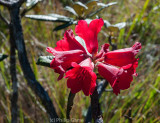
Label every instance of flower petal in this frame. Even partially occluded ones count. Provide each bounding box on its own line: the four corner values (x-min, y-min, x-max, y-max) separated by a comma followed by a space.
98, 61, 138, 95
95, 43, 110, 60
65, 58, 97, 96
104, 42, 141, 67
54, 29, 86, 53
75, 18, 104, 54
46, 47, 86, 80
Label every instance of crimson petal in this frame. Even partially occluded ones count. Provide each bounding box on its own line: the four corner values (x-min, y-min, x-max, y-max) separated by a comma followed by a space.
98, 60, 138, 95
75, 18, 104, 55
46, 47, 86, 80
104, 42, 141, 67
55, 29, 86, 53
95, 43, 110, 60
65, 58, 97, 96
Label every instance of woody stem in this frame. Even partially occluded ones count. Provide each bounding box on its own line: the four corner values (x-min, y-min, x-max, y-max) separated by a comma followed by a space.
91, 86, 103, 123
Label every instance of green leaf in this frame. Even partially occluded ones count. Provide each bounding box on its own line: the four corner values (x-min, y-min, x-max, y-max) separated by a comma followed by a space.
153, 5, 160, 11
74, 2, 88, 9
73, 2, 88, 17
114, 22, 126, 30
0, 54, 8, 62
48, 13, 73, 19
107, 26, 119, 32
26, 0, 41, 7
104, 21, 126, 32
53, 21, 73, 31
87, 2, 117, 18
85, 0, 98, 16
97, 2, 117, 7
104, 20, 111, 27
64, 6, 78, 16
86, 0, 98, 5
25, 14, 73, 23
36, 56, 54, 67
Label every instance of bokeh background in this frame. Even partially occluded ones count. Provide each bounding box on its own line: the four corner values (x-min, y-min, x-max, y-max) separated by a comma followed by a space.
0, 0, 160, 122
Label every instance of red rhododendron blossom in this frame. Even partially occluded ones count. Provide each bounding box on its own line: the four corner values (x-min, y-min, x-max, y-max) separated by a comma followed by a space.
47, 18, 141, 96
46, 47, 87, 80
54, 29, 87, 53
98, 60, 138, 95
65, 58, 96, 96
75, 18, 104, 55
104, 42, 141, 67
95, 43, 110, 60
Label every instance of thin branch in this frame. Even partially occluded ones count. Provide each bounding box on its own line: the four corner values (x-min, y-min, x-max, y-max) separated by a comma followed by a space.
0, 0, 13, 7
85, 80, 108, 123
21, 1, 39, 17
1, 0, 59, 121
90, 86, 103, 123
100, 31, 117, 51
149, 84, 160, 94
66, 91, 76, 120
108, 35, 117, 51
0, 0, 26, 8
10, 29, 18, 123
17, 0, 26, 7
0, 11, 9, 26
9, 7, 59, 120
124, 108, 132, 123
98, 80, 109, 98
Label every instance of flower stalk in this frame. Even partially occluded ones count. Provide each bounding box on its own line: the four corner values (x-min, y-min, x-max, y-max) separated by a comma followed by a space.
91, 87, 103, 123
66, 91, 76, 120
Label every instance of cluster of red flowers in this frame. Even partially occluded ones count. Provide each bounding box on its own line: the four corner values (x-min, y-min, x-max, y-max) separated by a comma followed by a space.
47, 19, 141, 96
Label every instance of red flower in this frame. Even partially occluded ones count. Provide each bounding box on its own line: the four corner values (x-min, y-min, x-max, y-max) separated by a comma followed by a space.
98, 60, 138, 95
54, 29, 86, 53
46, 29, 89, 80
95, 43, 110, 60
65, 58, 96, 96
47, 18, 141, 96
46, 48, 87, 80
75, 18, 104, 55
104, 42, 141, 67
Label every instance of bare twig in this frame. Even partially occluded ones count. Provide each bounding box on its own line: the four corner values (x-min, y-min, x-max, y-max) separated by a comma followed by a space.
100, 31, 117, 51
0, 0, 59, 121
85, 80, 108, 123
149, 84, 160, 94
31, 35, 47, 48
0, 0, 26, 8
66, 91, 76, 120
0, 11, 9, 26
90, 86, 103, 123
17, 0, 27, 7
97, 80, 109, 97
9, 7, 59, 120
0, 0, 14, 7
124, 108, 132, 123
108, 35, 117, 51
21, 1, 39, 17
10, 26, 18, 123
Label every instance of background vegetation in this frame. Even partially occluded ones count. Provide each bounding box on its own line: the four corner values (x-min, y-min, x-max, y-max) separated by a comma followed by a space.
0, 0, 160, 122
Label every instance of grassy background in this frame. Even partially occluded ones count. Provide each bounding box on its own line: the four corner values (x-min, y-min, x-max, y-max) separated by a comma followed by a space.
0, 0, 160, 122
